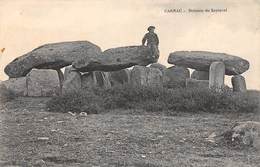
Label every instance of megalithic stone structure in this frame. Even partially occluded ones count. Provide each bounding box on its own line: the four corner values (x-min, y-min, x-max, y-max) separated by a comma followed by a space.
231, 75, 247, 92
209, 62, 225, 92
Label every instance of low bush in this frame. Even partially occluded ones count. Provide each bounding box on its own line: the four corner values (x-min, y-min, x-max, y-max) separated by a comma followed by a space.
46, 84, 259, 115
46, 88, 104, 114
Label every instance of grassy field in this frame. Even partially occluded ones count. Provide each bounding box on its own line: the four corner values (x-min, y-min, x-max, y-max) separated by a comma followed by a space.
0, 96, 259, 167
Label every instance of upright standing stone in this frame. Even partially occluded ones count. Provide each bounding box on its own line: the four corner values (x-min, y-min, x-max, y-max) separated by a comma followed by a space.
62, 67, 81, 95
209, 62, 225, 91
130, 66, 163, 87
56, 69, 64, 88
81, 72, 95, 89
27, 69, 60, 96
191, 70, 209, 80
108, 69, 130, 86
164, 66, 190, 88
150, 63, 167, 74
232, 75, 247, 92
81, 71, 111, 89
1, 77, 27, 96
96, 72, 111, 89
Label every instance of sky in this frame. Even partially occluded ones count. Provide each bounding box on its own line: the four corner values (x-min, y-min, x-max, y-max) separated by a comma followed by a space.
0, 0, 260, 89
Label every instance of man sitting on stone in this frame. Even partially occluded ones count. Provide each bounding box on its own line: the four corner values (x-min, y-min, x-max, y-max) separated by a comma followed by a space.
142, 26, 160, 58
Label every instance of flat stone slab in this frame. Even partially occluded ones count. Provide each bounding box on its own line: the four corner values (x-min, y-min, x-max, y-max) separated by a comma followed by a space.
73, 45, 158, 72
4, 41, 101, 78
168, 51, 249, 75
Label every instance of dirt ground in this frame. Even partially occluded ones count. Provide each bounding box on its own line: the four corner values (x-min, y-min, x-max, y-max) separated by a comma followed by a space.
0, 97, 259, 167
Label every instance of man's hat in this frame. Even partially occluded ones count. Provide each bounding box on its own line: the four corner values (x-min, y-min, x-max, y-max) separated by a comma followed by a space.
147, 26, 155, 31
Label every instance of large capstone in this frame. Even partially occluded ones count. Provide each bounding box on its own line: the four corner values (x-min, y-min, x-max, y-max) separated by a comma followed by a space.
4, 41, 101, 78
130, 66, 163, 87
73, 45, 158, 72
168, 51, 249, 75
27, 69, 60, 97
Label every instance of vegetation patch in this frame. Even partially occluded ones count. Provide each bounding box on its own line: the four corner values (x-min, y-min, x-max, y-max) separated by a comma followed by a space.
46, 84, 259, 115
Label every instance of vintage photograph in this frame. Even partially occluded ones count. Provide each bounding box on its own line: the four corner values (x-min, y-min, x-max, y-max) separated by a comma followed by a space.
0, 0, 259, 166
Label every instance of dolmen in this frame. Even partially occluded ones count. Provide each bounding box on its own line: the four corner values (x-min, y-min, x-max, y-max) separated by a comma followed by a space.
2, 39, 250, 97
168, 51, 249, 92
2, 41, 158, 96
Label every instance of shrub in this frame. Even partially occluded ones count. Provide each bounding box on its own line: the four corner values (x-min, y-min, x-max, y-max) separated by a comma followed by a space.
46, 84, 259, 115
46, 88, 105, 114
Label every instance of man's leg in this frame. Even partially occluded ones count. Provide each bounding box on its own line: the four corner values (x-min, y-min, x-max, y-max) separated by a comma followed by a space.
151, 44, 159, 59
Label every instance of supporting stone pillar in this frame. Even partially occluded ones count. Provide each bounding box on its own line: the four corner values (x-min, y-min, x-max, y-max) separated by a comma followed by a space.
97, 72, 111, 89
164, 66, 190, 88
108, 69, 130, 86
150, 63, 167, 74
209, 62, 225, 92
130, 66, 163, 87
62, 67, 81, 95
191, 70, 209, 80
81, 71, 111, 89
27, 69, 60, 96
231, 75, 247, 92
56, 69, 64, 95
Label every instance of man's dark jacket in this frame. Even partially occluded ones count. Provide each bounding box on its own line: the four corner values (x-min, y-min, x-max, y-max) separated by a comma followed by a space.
142, 32, 159, 46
